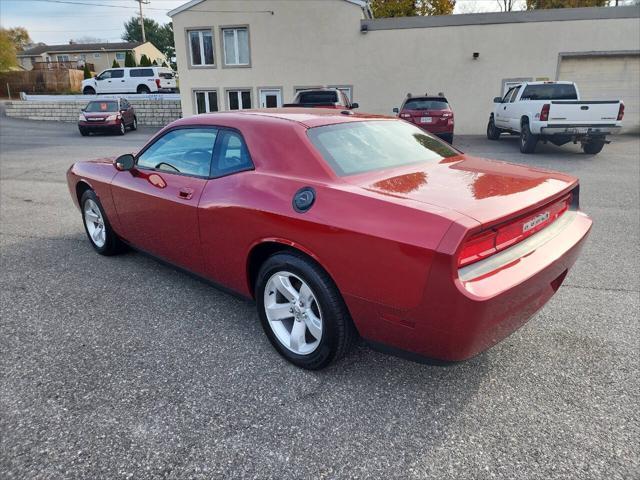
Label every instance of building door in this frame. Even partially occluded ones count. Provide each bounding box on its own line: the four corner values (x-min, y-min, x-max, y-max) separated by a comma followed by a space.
259, 89, 282, 108
558, 54, 639, 134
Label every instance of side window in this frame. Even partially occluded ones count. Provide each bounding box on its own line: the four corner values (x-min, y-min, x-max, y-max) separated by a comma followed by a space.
111, 69, 124, 79
137, 128, 218, 177
214, 130, 253, 176
97, 70, 112, 80
510, 86, 521, 103
502, 87, 514, 103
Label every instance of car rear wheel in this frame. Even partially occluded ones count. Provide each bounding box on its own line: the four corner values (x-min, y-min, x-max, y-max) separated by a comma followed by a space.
438, 133, 453, 144
117, 122, 126, 135
582, 140, 605, 155
130, 116, 138, 131
137, 85, 150, 94
83, 86, 96, 95
519, 120, 538, 154
256, 252, 356, 370
80, 190, 124, 256
487, 117, 501, 140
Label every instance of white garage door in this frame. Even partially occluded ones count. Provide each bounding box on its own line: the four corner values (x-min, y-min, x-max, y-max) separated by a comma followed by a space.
558, 54, 640, 134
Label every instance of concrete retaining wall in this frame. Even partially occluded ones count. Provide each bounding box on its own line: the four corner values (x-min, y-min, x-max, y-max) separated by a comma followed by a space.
4, 99, 183, 127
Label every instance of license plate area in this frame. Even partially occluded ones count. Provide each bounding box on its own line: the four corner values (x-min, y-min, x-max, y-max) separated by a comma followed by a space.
420, 117, 432, 124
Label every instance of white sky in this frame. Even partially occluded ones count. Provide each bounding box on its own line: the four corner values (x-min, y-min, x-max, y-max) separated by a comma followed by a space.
0, 0, 630, 45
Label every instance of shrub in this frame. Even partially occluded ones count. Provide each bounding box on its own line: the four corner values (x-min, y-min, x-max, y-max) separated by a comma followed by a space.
83, 63, 92, 79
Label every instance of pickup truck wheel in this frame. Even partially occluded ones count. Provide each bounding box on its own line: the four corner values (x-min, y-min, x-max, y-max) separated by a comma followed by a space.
83, 86, 95, 95
583, 140, 605, 155
487, 118, 501, 140
519, 121, 538, 154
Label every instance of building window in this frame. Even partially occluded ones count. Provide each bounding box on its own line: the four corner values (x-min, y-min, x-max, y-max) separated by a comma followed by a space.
329, 85, 353, 102
115, 52, 126, 61
93, 53, 101, 58
56, 55, 70, 62
195, 90, 218, 114
222, 27, 249, 66
189, 29, 214, 66
227, 89, 251, 110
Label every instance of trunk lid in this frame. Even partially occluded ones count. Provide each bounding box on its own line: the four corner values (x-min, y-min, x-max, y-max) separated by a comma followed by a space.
348, 155, 577, 227
402, 109, 451, 128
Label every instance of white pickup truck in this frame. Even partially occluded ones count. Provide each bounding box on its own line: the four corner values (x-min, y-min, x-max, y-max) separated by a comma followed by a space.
486, 81, 624, 154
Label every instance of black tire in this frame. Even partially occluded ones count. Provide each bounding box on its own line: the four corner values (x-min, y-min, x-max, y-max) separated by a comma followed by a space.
80, 190, 125, 256
487, 117, 501, 140
255, 252, 357, 370
582, 140, 605, 155
130, 116, 138, 131
519, 120, 538, 154
79, 127, 89, 136
117, 122, 126, 136
137, 85, 150, 94
83, 86, 96, 95
440, 133, 454, 145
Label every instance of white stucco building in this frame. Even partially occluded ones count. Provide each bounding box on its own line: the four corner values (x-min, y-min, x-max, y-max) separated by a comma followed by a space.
169, 0, 640, 134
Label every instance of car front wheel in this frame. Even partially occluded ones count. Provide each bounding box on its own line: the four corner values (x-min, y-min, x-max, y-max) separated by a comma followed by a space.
83, 87, 96, 95
487, 117, 501, 140
256, 252, 356, 370
80, 190, 124, 256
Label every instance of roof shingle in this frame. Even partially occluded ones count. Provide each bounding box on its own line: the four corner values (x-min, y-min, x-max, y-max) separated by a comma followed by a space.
18, 42, 142, 57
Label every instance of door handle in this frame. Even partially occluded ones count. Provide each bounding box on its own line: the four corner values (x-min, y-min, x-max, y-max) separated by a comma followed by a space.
178, 187, 194, 200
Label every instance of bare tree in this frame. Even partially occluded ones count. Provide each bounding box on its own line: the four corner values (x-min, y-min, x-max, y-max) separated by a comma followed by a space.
496, 0, 518, 10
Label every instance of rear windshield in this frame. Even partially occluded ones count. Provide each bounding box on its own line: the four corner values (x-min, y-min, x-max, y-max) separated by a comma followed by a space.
307, 120, 459, 176
298, 91, 338, 104
85, 101, 118, 112
403, 98, 449, 110
520, 84, 577, 101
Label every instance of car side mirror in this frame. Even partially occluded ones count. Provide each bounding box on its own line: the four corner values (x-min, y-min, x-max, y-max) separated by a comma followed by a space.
350, 102, 359, 109
393, 107, 399, 114
493, 97, 503, 103
115, 154, 135, 171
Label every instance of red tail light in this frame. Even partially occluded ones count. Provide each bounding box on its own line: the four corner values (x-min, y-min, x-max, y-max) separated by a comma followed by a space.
400, 113, 411, 119
155, 79, 161, 89
539, 104, 550, 122
458, 194, 572, 269
617, 103, 625, 121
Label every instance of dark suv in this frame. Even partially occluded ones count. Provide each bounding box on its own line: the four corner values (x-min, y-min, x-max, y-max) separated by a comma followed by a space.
394, 95, 454, 144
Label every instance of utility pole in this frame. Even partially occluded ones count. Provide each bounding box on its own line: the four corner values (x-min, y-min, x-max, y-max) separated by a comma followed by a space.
136, 0, 150, 43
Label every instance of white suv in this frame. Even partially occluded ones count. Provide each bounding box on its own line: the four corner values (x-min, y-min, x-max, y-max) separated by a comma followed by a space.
82, 67, 177, 95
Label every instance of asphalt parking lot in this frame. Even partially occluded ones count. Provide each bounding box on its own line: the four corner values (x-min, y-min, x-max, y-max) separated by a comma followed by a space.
1, 114, 638, 480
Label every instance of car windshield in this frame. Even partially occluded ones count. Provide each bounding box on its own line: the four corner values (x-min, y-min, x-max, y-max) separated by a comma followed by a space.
298, 91, 338, 104
307, 120, 459, 177
403, 98, 449, 110
84, 101, 118, 112
520, 84, 578, 100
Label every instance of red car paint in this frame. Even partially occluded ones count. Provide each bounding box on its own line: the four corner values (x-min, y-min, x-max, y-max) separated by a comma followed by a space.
67, 109, 592, 362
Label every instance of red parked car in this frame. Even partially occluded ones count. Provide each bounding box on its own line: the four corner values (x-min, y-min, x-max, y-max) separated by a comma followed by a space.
78, 98, 137, 136
67, 109, 591, 369
283, 88, 358, 110
394, 94, 455, 144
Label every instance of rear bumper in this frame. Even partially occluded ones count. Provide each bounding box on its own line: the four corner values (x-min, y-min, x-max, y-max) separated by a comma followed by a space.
349, 209, 592, 362
540, 124, 621, 136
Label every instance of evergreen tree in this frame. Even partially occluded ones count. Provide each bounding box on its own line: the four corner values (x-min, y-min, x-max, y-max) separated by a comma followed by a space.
112, 59, 120, 68
124, 51, 136, 67
83, 63, 92, 79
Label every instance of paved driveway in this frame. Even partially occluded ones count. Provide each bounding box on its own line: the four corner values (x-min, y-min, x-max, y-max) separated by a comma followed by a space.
1, 116, 638, 479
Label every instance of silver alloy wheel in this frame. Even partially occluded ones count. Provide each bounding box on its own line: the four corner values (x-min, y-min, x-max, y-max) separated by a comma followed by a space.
132, 118, 137, 129
264, 271, 323, 355
83, 199, 106, 248
120, 122, 126, 134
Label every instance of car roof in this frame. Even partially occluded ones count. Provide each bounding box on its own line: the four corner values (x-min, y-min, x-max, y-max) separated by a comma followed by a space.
170, 108, 393, 129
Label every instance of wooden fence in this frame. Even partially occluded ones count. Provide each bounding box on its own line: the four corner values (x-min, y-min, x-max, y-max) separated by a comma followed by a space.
0, 69, 85, 96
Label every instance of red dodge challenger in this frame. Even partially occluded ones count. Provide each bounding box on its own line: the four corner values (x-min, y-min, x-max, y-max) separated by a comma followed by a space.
67, 109, 592, 369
